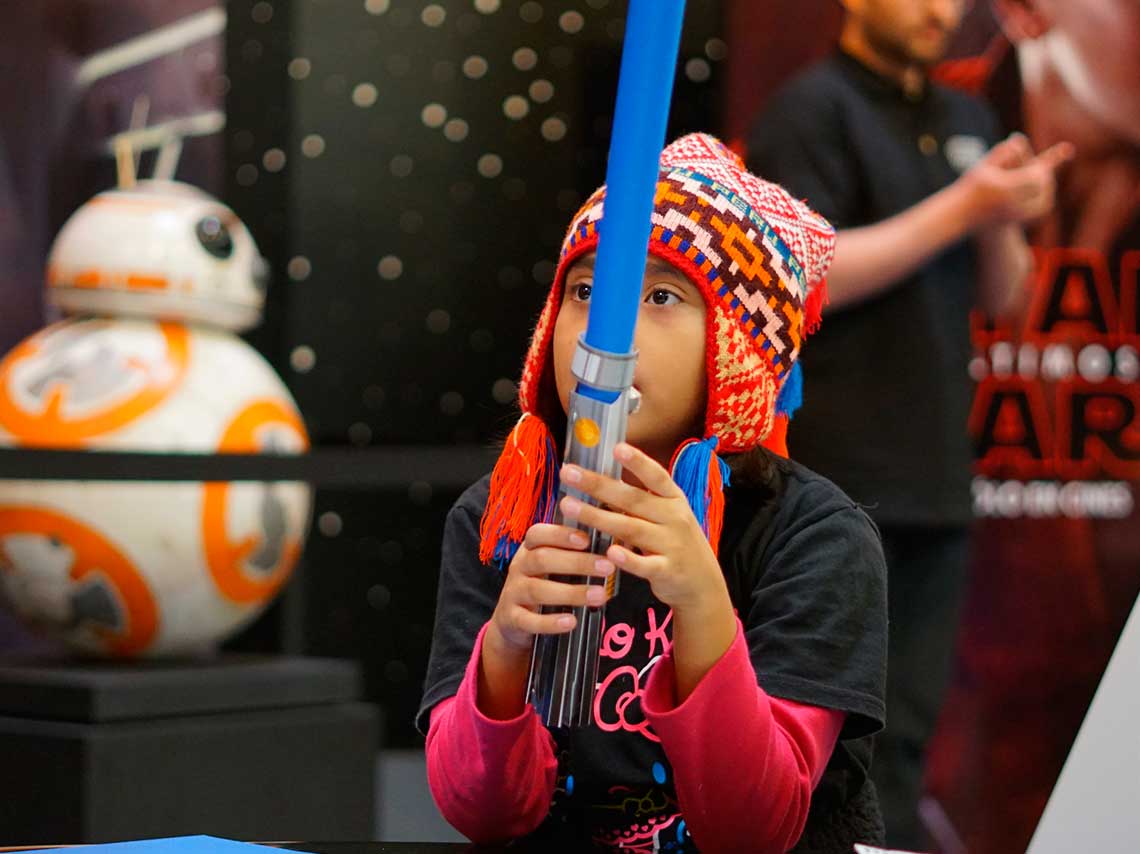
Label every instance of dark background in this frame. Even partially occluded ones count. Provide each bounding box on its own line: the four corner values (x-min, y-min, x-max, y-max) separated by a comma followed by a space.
221, 0, 726, 748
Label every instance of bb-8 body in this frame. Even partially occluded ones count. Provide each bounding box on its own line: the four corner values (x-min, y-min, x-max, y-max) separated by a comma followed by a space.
0, 180, 312, 656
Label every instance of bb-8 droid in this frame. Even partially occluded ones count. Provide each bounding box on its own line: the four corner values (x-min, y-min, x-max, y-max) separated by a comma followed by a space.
0, 179, 312, 656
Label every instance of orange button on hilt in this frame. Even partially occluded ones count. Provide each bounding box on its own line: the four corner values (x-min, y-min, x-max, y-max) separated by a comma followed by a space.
573, 416, 601, 448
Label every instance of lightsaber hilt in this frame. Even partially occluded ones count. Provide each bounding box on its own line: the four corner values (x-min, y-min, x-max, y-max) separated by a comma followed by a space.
526, 335, 639, 727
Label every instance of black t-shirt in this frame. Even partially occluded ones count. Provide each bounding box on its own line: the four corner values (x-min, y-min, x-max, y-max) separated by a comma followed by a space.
747, 51, 1001, 526
418, 449, 888, 852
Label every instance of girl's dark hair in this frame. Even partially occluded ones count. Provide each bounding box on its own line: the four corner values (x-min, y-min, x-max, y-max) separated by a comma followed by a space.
725, 445, 778, 490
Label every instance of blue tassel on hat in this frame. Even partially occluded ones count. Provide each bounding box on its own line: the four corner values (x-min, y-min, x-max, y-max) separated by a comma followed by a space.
775, 361, 804, 419
670, 436, 731, 555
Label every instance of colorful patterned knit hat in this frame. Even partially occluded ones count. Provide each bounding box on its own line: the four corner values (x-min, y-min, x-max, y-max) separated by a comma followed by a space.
480, 133, 836, 565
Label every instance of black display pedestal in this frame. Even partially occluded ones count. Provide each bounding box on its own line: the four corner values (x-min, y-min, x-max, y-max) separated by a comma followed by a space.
0, 656, 379, 845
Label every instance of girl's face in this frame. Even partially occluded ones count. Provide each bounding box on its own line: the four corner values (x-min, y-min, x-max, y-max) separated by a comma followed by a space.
551, 252, 707, 466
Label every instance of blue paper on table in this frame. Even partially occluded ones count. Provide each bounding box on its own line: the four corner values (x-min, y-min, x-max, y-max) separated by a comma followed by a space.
63, 837, 310, 854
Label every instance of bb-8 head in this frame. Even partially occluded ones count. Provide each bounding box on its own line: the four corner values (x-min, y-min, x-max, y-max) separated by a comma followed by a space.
46, 180, 266, 332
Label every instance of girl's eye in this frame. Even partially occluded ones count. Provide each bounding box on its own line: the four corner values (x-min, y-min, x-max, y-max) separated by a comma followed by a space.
646, 288, 680, 306
570, 282, 593, 303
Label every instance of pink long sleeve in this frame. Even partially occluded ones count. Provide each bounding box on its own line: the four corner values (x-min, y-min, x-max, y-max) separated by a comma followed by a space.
425, 622, 558, 843
642, 618, 845, 854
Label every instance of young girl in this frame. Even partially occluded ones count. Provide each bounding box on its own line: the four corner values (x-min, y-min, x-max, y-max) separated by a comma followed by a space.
417, 134, 888, 853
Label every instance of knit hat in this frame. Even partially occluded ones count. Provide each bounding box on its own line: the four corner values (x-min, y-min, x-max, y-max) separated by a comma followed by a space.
480, 133, 836, 566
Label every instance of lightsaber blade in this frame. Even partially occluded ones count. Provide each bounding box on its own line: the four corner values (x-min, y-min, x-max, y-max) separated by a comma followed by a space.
527, 0, 687, 728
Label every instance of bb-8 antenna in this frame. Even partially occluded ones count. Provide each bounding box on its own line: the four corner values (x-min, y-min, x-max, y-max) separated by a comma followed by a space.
112, 94, 150, 189
107, 110, 226, 186
79, 7, 226, 187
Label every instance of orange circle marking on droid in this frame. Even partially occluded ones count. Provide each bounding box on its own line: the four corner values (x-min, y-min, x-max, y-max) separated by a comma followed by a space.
0, 321, 191, 447
0, 507, 158, 655
202, 399, 309, 605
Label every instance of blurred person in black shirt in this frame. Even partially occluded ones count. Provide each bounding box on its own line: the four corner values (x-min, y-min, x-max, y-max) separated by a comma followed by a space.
747, 0, 1070, 845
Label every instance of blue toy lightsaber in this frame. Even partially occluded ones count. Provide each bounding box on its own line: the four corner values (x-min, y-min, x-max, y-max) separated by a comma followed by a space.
527, 0, 687, 728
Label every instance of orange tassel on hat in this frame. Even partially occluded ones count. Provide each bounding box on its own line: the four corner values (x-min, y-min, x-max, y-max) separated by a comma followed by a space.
478, 413, 559, 567
804, 277, 829, 336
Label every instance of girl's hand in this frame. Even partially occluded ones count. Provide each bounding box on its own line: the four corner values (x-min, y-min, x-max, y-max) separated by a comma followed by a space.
487, 522, 616, 657
558, 443, 730, 616
559, 442, 738, 702
480, 522, 616, 719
